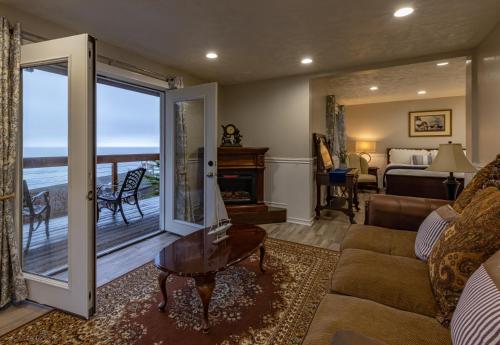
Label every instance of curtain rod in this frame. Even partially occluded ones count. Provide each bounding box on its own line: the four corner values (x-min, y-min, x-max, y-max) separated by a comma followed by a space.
21, 30, 175, 82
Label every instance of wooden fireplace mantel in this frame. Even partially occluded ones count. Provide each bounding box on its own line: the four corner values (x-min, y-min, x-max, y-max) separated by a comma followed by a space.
217, 147, 269, 210
217, 147, 269, 170
217, 146, 286, 224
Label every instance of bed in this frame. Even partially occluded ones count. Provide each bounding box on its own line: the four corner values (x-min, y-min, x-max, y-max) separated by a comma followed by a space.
384, 148, 464, 200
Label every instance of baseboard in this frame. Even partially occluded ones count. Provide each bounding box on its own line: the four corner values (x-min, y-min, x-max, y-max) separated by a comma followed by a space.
265, 200, 288, 208
286, 215, 315, 226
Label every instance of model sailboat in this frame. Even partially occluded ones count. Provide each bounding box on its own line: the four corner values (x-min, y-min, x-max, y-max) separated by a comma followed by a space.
208, 184, 232, 244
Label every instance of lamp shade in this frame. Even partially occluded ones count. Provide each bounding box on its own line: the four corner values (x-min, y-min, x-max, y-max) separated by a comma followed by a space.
355, 140, 376, 153
426, 143, 476, 173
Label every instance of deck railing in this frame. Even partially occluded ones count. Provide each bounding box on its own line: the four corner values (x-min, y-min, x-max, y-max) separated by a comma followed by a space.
23, 153, 160, 191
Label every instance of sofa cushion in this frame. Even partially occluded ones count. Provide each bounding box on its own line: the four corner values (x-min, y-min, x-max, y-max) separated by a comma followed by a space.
341, 224, 416, 258
414, 205, 459, 261
450, 250, 500, 345
428, 187, 500, 326
331, 249, 437, 317
302, 294, 451, 345
331, 330, 386, 345
452, 154, 500, 213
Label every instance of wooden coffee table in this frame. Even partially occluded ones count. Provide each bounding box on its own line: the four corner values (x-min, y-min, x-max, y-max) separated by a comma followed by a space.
154, 224, 267, 332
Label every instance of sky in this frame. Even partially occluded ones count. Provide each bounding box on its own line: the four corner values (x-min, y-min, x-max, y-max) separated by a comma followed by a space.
22, 67, 160, 157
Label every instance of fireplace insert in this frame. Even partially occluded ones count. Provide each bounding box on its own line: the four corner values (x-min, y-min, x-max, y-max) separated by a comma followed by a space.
217, 171, 257, 204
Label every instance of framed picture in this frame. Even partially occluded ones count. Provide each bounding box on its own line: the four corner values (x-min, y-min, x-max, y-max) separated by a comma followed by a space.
313, 133, 334, 171
408, 109, 452, 137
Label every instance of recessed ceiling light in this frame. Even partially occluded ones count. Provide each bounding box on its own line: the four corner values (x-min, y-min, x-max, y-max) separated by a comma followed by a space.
301, 57, 313, 64
369, 86, 379, 91
436, 62, 449, 66
394, 7, 414, 17
206, 52, 218, 59
417, 90, 427, 95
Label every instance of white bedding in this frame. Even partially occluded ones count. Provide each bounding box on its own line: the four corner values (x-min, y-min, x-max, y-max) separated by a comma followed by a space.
385, 163, 465, 178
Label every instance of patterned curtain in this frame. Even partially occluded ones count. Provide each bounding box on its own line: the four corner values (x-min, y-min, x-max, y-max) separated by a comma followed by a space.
0, 18, 27, 308
326, 95, 347, 164
169, 77, 195, 222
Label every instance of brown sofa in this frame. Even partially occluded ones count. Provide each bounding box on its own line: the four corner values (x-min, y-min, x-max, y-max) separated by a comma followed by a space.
303, 194, 452, 345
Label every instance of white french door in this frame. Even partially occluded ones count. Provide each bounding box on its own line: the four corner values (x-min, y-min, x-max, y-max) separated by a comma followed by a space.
18, 34, 96, 318
163, 83, 218, 235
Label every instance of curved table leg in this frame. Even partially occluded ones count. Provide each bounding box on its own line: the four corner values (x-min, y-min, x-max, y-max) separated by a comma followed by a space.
158, 271, 169, 311
259, 244, 266, 273
194, 275, 216, 333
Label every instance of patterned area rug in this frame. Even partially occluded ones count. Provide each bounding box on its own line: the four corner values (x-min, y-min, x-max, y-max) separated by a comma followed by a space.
1, 238, 339, 345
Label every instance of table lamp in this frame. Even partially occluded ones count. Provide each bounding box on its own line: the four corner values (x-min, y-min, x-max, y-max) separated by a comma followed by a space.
426, 142, 476, 200
355, 140, 377, 162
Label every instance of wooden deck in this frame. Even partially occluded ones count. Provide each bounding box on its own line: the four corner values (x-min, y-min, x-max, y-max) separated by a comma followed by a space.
22, 196, 160, 278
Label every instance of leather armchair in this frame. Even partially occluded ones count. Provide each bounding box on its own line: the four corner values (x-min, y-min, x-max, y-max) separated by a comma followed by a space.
364, 194, 450, 231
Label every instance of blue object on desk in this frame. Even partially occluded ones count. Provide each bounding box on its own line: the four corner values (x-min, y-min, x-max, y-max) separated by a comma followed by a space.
329, 168, 353, 184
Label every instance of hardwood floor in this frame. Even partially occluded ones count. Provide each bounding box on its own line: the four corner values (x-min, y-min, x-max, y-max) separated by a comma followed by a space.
0, 192, 371, 337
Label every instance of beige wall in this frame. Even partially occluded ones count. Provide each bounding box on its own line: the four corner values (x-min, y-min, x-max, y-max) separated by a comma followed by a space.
0, 3, 203, 86
221, 76, 315, 224
344, 96, 466, 155
220, 76, 311, 158
470, 22, 500, 165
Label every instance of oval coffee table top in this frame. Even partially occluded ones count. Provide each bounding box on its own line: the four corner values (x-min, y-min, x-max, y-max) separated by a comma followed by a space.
154, 224, 266, 277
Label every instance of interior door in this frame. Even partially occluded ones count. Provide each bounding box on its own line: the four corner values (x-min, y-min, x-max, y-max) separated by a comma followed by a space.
18, 34, 96, 318
164, 83, 218, 235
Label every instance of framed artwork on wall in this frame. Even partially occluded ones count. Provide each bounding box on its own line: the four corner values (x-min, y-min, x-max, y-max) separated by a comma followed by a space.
408, 109, 452, 137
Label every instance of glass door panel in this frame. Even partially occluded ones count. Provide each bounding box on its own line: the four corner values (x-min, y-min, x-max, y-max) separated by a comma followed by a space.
19, 34, 95, 318
21, 62, 69, 281
174, 99, 204, 225
164, 83, 217, 235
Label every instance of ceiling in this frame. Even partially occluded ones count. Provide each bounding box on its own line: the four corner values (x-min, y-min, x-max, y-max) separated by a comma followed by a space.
3, 0, 500, 84
318, 57, 467, 105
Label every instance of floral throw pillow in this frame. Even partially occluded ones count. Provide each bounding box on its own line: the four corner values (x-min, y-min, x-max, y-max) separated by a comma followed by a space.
452, 154, 500, 213
428, 187, 500, 326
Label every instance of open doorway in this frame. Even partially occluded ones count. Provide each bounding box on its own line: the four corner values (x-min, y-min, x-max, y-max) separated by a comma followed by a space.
95, 76, 162, 257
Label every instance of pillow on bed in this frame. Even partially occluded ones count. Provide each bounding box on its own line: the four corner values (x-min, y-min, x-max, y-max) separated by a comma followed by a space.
390, 149, 430, 164
411, 154, 433, 165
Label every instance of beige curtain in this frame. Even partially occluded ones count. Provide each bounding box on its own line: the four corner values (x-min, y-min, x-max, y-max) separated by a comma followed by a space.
169, 77, 195, 222
0, 17, 27, 308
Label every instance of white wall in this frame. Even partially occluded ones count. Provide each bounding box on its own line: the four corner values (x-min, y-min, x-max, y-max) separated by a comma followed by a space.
469, 22, 500, 165
221, 76, 315, 224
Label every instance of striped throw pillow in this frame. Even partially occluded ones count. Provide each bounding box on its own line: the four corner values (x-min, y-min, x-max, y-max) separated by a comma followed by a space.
414, 205, 458, 261
451, 256, 500, 345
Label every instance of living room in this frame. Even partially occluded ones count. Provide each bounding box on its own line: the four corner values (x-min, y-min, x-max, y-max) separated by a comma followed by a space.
0, 1, 499, 345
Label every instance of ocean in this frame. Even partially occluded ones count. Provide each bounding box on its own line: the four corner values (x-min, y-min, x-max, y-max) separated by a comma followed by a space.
23, 147, 159, 189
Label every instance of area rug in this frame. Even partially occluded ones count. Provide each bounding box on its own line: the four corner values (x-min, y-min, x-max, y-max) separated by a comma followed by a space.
0, 238, 339, 345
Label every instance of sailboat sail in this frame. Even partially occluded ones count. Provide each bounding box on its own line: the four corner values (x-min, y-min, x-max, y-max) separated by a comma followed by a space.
208, 184, 231, 242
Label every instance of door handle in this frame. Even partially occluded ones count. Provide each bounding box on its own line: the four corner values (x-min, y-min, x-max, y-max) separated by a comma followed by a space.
86, 190, 94, 201
206, 172, 214, 177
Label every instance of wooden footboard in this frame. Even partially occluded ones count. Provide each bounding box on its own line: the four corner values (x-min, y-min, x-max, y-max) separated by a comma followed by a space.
385, 174, 464, 200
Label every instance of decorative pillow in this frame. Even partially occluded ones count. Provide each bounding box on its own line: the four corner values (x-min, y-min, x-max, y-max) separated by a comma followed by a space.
428, 187, 500, 326
414, 205, 459, 261
411, 154, 433, 166
453, 154, 500, 213
451, 250, 500, 345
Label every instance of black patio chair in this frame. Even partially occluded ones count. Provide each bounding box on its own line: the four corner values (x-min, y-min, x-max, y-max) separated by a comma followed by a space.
97, 167, 146, 224
23, 180, 51, 253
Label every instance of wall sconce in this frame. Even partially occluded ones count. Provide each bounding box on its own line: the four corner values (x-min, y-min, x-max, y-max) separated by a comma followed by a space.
355, 140, 377, 162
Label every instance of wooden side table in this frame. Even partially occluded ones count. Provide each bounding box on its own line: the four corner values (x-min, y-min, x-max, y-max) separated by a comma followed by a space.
315, 168, 359, 223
